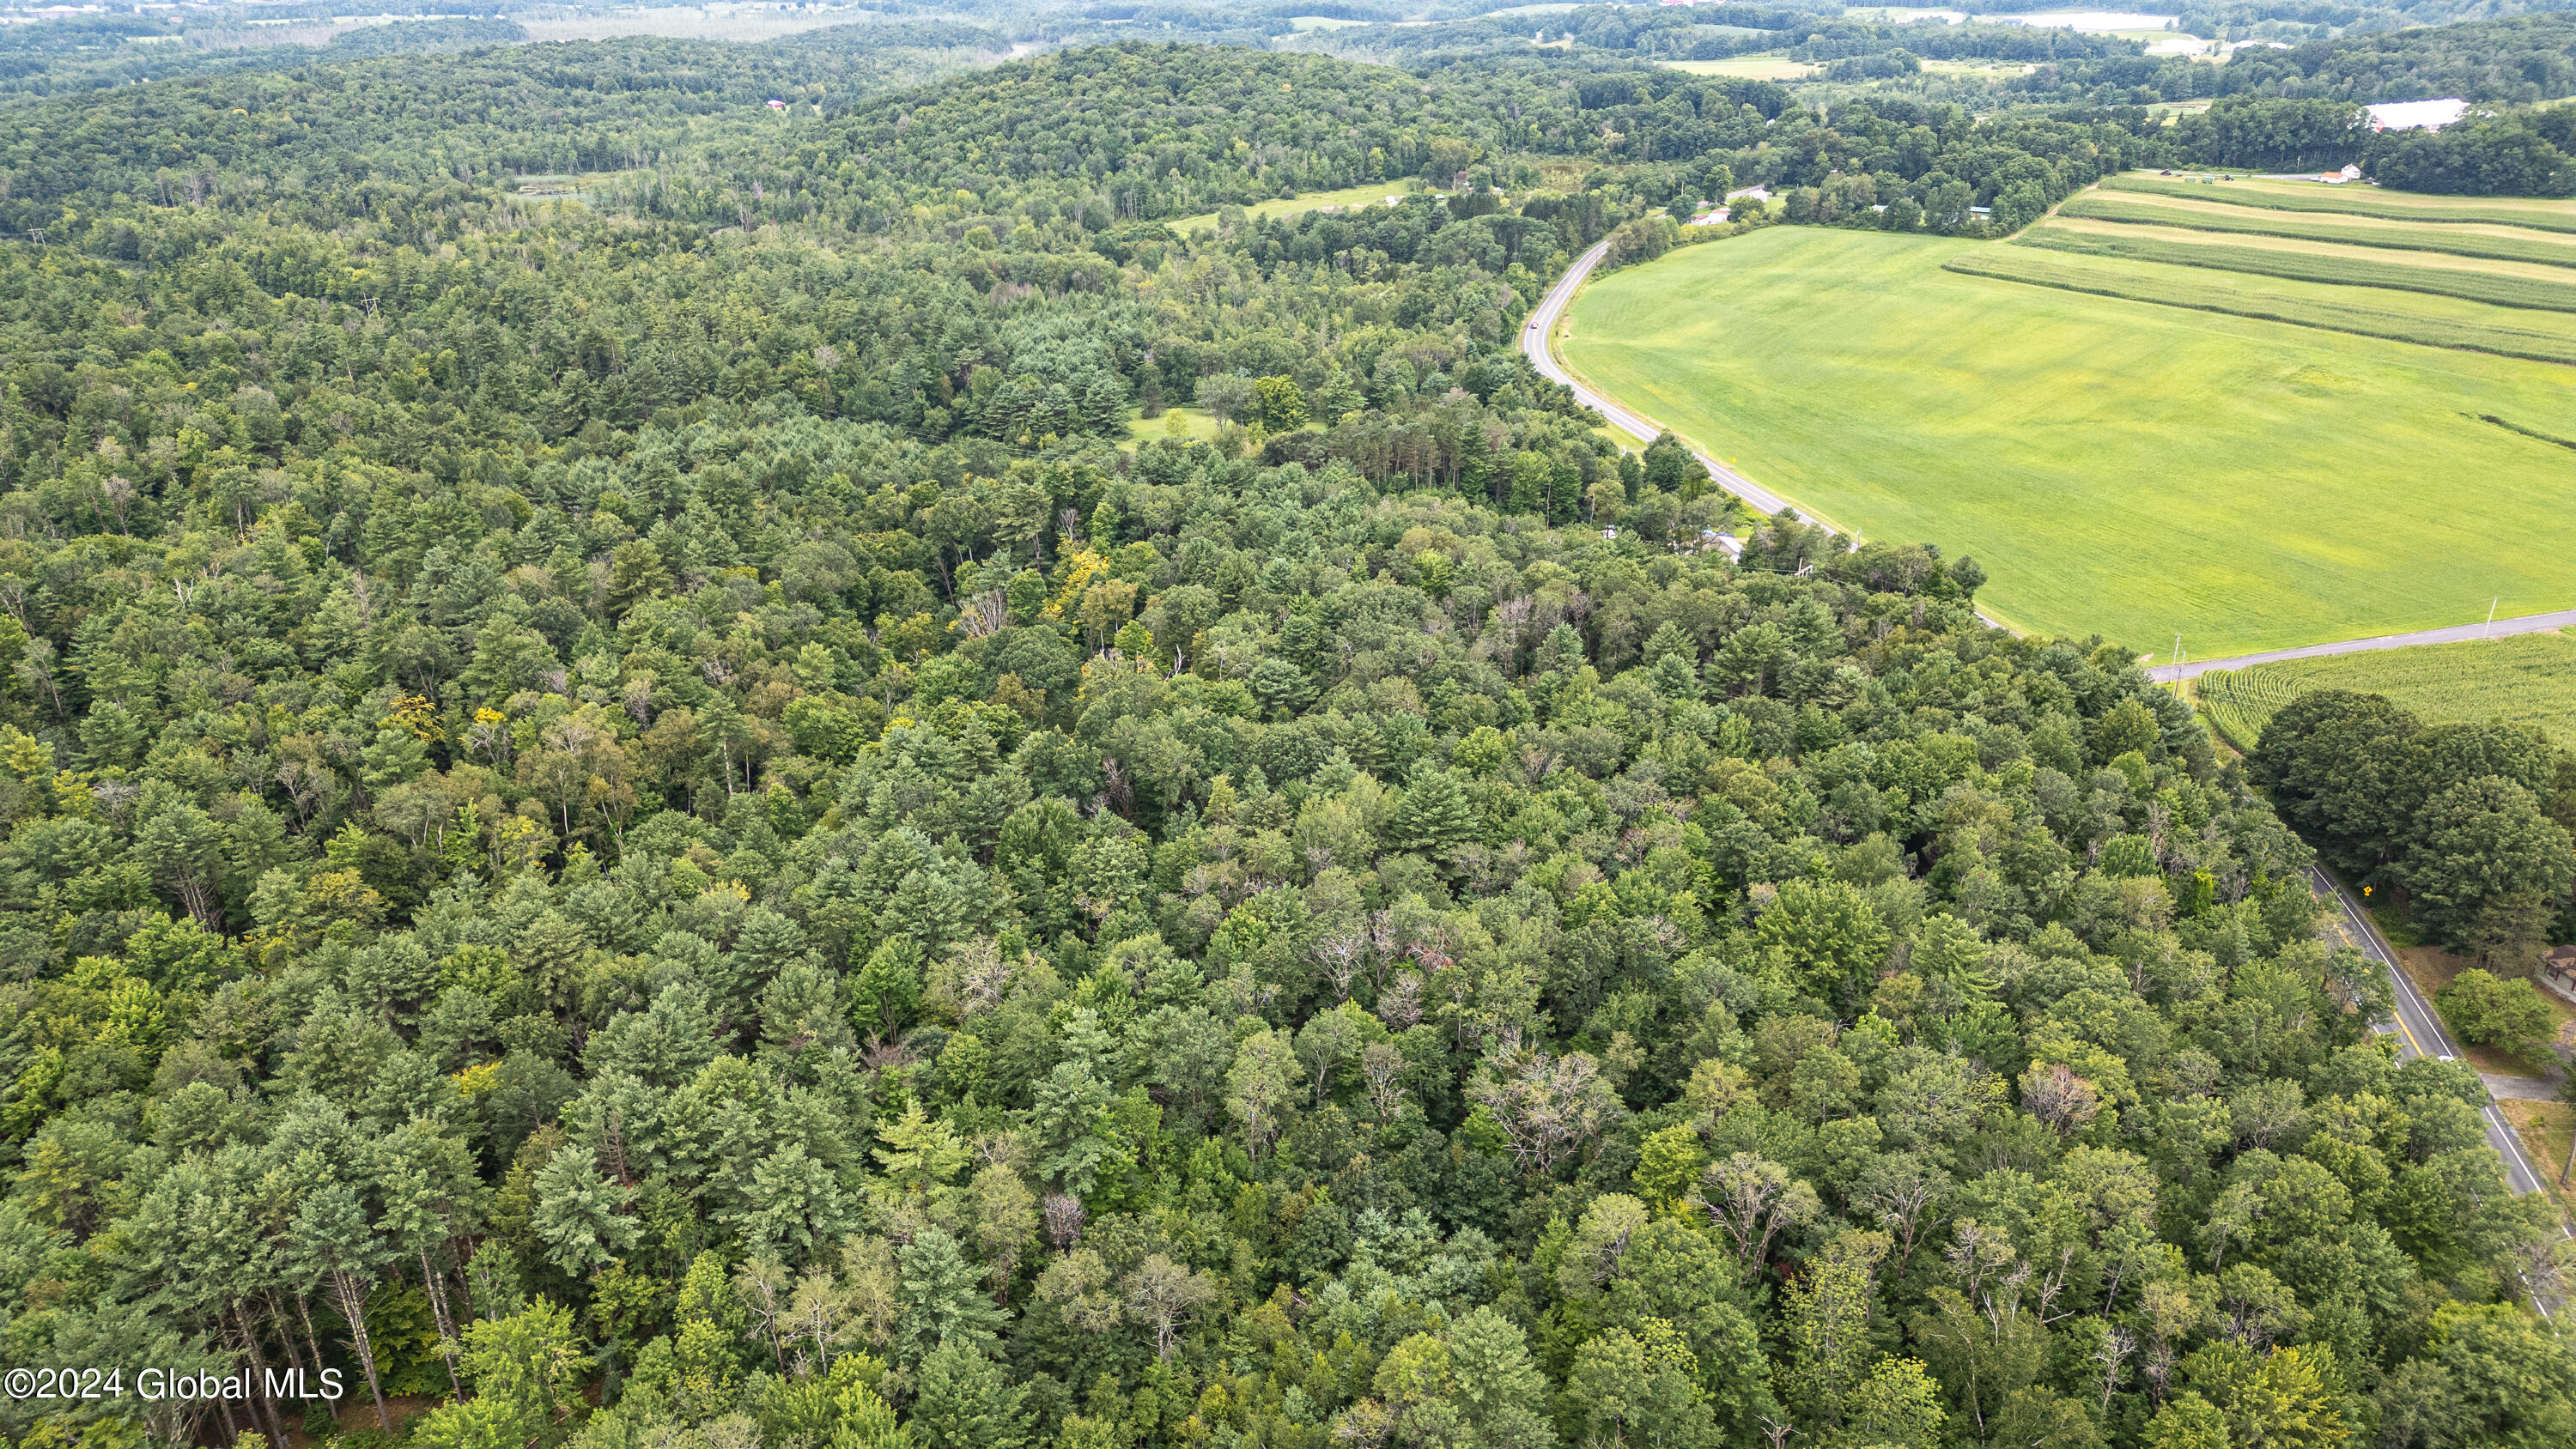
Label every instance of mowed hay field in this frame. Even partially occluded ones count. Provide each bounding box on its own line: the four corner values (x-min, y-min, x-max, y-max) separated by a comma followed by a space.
2101, 172, 2576, 232
2197, 631, 2576, 752
1559, 226, 2576, 658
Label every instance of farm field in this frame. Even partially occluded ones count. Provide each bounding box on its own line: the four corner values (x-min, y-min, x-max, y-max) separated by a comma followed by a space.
2196, 631, 2576, 750
2058, 191, 2576, 268
2103, 173, 2576, 231
1996, 170, 2576, 356
1941, 244, 2576, 364
1559, 227, 2576, 658
2019, 220, 2576, 312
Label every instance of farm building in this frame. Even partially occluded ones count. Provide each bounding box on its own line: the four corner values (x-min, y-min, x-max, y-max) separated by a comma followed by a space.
2365, 99, 2468, 132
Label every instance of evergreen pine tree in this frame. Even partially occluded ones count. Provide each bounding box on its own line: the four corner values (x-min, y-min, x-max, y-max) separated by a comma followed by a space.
1393, 767, 1478, 854
910, 1341, 1028, 1449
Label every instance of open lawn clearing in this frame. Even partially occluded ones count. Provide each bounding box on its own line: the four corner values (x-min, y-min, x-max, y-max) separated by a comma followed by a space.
2496, 1101, 2576, 1207
2059, 191, 2576, 270
1945, 244, 2576, 363
2017, 221, 2576, 312
1166, 180, 1425, 238
2103, 173, 2576, 232
1123, 405, 1226, 450
1662, 55, 1817, 79
2394, 943, 2576, 1078
2196, 631, 2576, 750
1562, 227, 2576, 655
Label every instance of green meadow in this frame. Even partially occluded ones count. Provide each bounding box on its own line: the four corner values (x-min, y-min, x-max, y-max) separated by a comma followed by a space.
1559, 227, 2576, 659
1166, 180, 1425, 238
2199, 632, 2576, 751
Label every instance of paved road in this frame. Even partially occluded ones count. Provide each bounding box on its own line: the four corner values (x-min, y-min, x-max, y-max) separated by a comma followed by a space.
2153, 608, 2576, 682
2485, 1072, 2568, 1101
2311, 865, 2561, 1203
1522, 238, 1831, 530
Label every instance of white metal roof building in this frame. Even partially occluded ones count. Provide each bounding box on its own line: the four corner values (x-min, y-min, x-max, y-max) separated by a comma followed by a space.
2365, 99, 2470, 132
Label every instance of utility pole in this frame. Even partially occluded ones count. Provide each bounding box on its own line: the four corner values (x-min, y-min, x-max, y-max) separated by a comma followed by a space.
2487, 597, 2498, 639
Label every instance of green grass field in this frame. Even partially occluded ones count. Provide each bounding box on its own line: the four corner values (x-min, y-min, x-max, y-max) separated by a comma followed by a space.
1560, 227, 2576, 658
1942, 244, 2576, 365
2058, 192, 2576, 270
2103, 173, 2576, 233
1168, 180, 1424, 238
2196, 631, 2576, 749
1122, 405, 1227, 449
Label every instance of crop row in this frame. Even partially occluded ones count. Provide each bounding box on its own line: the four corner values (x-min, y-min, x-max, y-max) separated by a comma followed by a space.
2196, 668, 2305, 752
1940, 248, 2576, 365
2059, 193, 2576, 270
2014, 227, 2576, 314
2101, 174, 2576, 234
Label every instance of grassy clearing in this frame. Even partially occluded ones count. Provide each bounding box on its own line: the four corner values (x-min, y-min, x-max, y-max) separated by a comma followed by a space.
2397, 943, 2576, 1077
2497, 1100, 2576, 1205
2016, 223, 2576, 313
1662, 55, 1817, 80
2103, 173, 2576, 233
2196, 631, 2576, 749
1166, 179, 1422, 238
2059, 191, 2576, 270
1944, 245, 2576, 366
1562, 227, 2576, 656
1122, 405, 1227, 450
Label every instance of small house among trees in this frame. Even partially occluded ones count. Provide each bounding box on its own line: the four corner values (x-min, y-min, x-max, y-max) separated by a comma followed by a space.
2538, 945, 2576, 1005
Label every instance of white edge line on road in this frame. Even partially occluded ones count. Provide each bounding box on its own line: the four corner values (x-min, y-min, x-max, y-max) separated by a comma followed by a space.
2313, 864, 2568, 1306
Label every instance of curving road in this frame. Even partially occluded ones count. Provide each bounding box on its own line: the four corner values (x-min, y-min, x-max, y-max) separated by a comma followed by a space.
1522, 238, 1836, 533
1526, 238, 2020, 638
1530, 239, 2573, 674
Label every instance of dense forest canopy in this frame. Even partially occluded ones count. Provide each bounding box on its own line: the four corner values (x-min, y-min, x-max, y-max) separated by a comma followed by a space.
1, 27, 2573, 1449
2005, 12, 2576, 108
